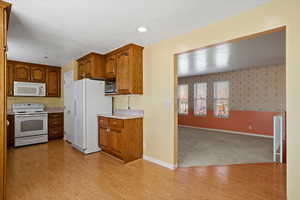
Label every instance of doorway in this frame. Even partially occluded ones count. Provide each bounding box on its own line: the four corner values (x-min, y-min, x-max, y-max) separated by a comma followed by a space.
175, 27, 286, 167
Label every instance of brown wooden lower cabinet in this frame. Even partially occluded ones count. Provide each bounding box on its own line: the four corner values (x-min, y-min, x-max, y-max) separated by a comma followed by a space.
98, 117, 143, 163
48, 113, 64, 140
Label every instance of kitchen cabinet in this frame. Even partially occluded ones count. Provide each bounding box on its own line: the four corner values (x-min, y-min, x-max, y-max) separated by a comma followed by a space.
6, 60, 62, 97
77, 44, 143, 95
105, 54, 117, 79
6, 115, 14, 147
77, 53, 106, 80
46, 67, 61, 97
116, 50, 130, 94
14, 63, 30, 82
99, 128, 109, 150
108, 128, 124, 158
98, 116, 143, 162
31, 65, 46, 82
106, 44, 143, 95
48, 113, 64, 140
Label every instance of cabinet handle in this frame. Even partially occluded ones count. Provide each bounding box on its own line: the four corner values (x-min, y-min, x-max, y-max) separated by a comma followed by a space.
6, 120, 9, 126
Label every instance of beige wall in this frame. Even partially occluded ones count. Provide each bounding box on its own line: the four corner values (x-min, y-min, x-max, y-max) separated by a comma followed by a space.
114, 0, 299, 198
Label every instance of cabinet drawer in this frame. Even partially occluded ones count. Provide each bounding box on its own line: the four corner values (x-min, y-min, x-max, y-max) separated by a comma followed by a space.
48, 113, 63, 119
99, 117, 108, 128
49, 118, 63, 128
49, 127, 62, 135
48, 127, 63, 139
109, 119, 124, 129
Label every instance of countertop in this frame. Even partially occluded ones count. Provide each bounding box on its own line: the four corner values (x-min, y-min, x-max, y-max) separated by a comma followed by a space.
45, 107, 64, 113
97, 109, 144, 119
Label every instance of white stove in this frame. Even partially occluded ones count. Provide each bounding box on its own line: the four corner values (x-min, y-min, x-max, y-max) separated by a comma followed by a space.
12, 103, 48, 147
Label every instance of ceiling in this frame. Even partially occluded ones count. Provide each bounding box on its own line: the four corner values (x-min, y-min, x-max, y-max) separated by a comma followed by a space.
6, 0, 271, 66
177, 30, 285, 77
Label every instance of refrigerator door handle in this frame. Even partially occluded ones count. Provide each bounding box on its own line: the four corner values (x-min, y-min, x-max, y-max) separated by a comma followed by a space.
74, 100, 77, 116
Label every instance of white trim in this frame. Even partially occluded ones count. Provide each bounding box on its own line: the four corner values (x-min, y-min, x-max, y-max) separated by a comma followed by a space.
179, 125, 273, 138
143, 155, 176, 170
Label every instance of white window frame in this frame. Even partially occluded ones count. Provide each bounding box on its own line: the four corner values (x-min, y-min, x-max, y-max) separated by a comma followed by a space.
194, 82, 207, 116
213, 81, 230, 118
177, 84, 189, 115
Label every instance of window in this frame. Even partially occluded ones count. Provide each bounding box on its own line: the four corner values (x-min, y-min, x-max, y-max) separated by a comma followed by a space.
194, 82, 207, 116
178, 84, 189, 114
214, 81, 229, 117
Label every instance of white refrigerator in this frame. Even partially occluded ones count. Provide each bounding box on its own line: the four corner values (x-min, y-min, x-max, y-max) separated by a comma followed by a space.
73, 79, 112, 154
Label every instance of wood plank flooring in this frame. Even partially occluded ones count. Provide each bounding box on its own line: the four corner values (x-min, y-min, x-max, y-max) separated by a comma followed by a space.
6, 140, 286, 200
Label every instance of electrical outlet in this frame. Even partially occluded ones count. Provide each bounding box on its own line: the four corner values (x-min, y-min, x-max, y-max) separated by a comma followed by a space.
248, 125, 253, 130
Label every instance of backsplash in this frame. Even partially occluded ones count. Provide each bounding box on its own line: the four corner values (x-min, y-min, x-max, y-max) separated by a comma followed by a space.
7, 97, 63, 109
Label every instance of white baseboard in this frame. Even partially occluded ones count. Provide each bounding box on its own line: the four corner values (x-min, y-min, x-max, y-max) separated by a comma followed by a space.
143, 155, 176, 170
179, 125, 273, 138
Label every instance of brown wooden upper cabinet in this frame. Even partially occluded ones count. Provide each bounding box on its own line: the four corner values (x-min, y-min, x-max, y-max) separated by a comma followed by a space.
77, 44, 143, 95
46, 67, 61, 97
106, 44, 144, 94
7, 60, 61, 97
77, 53, 106, 80
31, 65, 46, 82
105, 54, 117, 79
14, 62, 30, 82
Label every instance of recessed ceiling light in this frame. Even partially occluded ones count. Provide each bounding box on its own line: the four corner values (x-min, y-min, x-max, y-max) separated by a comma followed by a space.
137, 26, 147, 33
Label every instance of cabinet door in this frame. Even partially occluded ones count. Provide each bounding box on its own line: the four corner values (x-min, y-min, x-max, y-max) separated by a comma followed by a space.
6, 62, 13, 96
14, 63, 30, 81
77, 59, 92, 80
77, 61, 84, 80
116, 51, 130, 94
84, 59, 92, 78
31, 65, 46, 83
106, 55, 116, 78
99, 128, 109, 150
47, 68, 61, 97
109, 129, 123, 158
48, 113, 64, 140
48, 127, 63, 139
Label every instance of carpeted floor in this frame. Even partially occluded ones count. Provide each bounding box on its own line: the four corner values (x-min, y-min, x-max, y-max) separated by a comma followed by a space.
178, 127, 273, 167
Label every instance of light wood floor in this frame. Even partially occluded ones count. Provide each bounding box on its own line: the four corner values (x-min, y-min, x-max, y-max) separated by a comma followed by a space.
7, 140, 286, 200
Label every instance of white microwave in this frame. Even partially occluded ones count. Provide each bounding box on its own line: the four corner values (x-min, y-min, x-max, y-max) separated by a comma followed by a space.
14, 81, 46, 97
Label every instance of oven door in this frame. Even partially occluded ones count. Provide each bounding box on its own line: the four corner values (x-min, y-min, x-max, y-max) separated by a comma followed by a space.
15, 113, 48, 138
